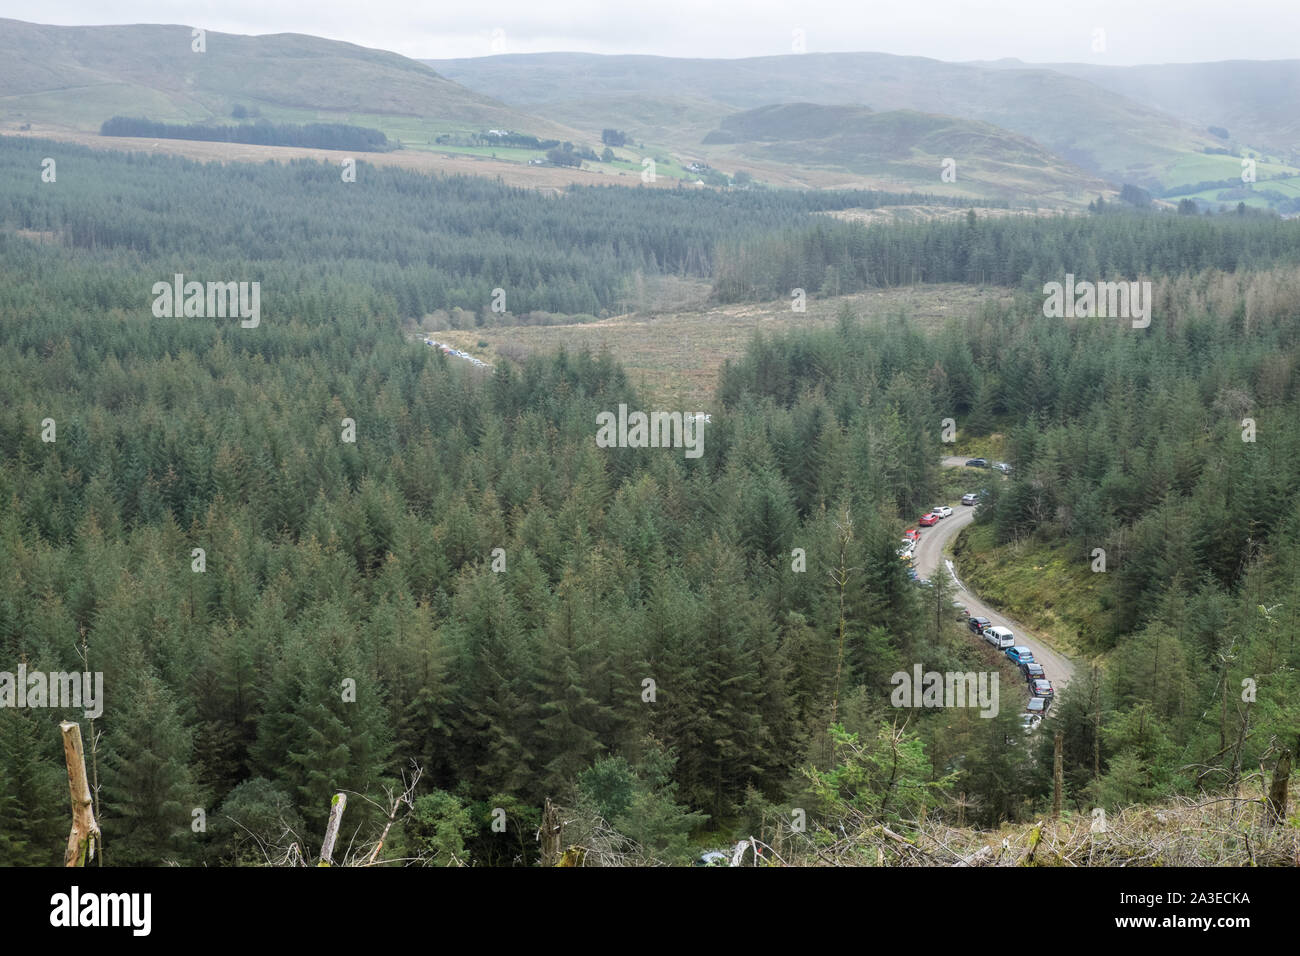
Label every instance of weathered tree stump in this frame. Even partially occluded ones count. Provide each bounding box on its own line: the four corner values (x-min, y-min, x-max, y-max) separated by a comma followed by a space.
60, 721, 101, 867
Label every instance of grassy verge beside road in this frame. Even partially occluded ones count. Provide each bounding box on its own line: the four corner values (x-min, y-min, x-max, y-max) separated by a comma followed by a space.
952, 521, 1116, 659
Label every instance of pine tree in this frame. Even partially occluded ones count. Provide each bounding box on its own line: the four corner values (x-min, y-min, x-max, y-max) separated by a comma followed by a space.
251, 604, 394, 837
101, 665, 200, 865
0, 709, 66, 866
531, 556, 620, 796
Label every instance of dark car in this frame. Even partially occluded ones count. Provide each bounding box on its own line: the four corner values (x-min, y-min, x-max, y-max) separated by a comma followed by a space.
968, 616, 991, 635
1022, 661, 1046, 682
1030, 679, 1055, 699
965, 458, 988, 468
960, 493, 979, 506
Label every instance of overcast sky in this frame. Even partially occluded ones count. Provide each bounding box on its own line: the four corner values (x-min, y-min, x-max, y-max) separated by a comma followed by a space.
5, 1, 1298, 64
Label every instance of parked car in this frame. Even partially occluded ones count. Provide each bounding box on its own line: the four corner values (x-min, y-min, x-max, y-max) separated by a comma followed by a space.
931, 506, 953, 518
993, 462, 1012, 474
984, 625, 1015, 649
967, 616, 991, 635
897, 548, 913, 561
1021, 713, 1042, 733
1022, 661, 1046, 682
1030, 679, 1055, 699
952, 602, 969, 619
965, 458, 988, 468
918, 513, 938, 526
961, 493, 978, 506
1025, 696, 1050, 716
904, 528, 921, 542
1005, 646, 1035, 666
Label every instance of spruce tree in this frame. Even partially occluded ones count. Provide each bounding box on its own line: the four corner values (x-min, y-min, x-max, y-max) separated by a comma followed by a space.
102, 666, 200, 865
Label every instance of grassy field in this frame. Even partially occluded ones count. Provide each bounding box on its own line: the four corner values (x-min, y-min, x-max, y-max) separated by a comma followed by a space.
1256, 176, 1300, 197
1166, 190, 1275, 210
1164, 151, 1298, 185
427, 283, 1010, 409
2, 125, 695, 192
1160, 153, 1300, 212
1160, 173, 1300, 212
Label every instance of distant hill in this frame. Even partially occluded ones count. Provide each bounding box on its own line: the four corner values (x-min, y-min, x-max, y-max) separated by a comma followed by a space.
0, 19, 579, 142
998, 59, 1300, 162
426, 51, 1232, 189
701, 104, 1109, 201
5, 21, 1289, 206
703, 102, 880, 143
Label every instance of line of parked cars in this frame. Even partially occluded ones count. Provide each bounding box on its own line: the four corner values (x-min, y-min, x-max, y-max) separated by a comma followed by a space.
966, 617, 1054, 731
913, 487, 1050, 730
917, 502, 955, 527
964, 458, 1013, 474
423, 338, 492, 369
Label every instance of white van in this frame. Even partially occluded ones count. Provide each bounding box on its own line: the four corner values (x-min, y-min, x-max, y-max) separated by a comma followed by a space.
984, 625, 1015, 649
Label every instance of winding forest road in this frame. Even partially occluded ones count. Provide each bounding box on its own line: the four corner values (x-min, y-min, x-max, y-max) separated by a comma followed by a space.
913, 458, 1076, 694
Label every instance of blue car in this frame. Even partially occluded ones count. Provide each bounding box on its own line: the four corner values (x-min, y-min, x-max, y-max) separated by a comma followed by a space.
1005, 646, 1035, 666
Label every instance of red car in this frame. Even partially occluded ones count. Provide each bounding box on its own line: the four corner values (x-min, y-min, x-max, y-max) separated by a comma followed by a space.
904, 528, 921, 542
918, 513, 938, 527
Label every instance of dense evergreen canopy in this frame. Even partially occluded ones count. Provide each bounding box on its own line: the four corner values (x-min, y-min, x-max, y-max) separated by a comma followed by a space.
101, 116, 393, 152
1, 136, 1296, 865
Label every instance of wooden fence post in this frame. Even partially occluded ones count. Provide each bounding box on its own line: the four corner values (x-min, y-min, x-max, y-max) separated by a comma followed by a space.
1053, 731, 1064, 819
319, 793, 347, 866
1266, 745, 1292, 827
539, 798, 562, 867
60, 721, 101, 867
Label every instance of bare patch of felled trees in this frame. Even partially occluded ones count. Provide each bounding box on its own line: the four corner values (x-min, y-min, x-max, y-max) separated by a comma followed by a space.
548, 754, 1297, 867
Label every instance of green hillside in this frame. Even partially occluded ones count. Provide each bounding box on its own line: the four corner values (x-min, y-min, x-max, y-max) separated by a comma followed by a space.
426, 51, 1227, 191
1024, 59, 1300, 162
0, 18, 582, 144
701, 104, 1109, 201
